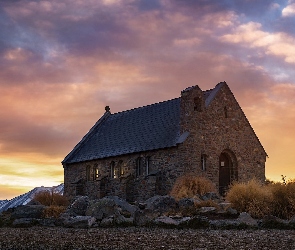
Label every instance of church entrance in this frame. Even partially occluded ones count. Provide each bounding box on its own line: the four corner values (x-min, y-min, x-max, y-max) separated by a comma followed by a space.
219, 150, 238, 196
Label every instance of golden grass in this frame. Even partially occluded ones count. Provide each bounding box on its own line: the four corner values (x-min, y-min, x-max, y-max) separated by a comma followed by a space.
170, 174, 217, 201
226, 178, 295, 219
33, 191, 69, 207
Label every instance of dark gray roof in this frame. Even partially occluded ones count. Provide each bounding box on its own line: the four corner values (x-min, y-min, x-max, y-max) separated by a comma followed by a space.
63, 98, 181, 164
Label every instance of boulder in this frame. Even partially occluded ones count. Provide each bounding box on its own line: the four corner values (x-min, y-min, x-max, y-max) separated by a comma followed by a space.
63, 216, 96, 228
199, 206, 217, 214
12, 218, 38, 227
85, 198, 119, 220
154, 216, 178, 226
145, 195, 178, 215
100, 217, 114, 227
106, 196, 137, 217
178, 198, 195, 209
237, 212, 258, 227
11, 205, 46, 219
134, 210, 154, 226
200, 192, 220, 201
66, 196, 89, 216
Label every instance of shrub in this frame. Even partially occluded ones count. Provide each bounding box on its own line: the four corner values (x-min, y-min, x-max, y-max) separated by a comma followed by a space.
170, 175, 217, 201
33, 191, 69, 207
226, 179, 272, 218
270, 180, 295, 219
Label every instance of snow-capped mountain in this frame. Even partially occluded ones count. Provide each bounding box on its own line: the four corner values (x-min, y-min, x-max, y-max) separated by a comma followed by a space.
0, 183, 64, 213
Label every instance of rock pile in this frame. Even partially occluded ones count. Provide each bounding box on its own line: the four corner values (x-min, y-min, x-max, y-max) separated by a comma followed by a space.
1, 193, 295, 229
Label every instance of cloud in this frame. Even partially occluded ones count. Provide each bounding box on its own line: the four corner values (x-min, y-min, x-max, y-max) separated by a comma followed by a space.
282, 2, 295, 17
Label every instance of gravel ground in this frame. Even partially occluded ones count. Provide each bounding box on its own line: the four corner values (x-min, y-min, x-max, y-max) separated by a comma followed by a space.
0, 227, 294, 250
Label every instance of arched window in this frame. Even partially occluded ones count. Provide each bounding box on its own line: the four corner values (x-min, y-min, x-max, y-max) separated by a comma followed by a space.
94, 164, 99, 180
136, 157, 144, 177
117, 160, 123, 177
110, 161, 116, 178
201, 154, 207, 171
146, 156, 151, 175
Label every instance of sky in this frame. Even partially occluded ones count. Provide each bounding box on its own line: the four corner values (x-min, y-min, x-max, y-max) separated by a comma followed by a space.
1, 0, 295, 200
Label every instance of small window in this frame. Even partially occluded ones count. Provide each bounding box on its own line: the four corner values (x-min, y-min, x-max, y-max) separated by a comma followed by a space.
117, 160, 123, 177
224, 106, 228, 118
201, 154, 207, 171
136, 157, 144, 177
146, 157, 151, 175
94, 164, 100, 180
110, 161, 116, 178
194, 97, 202, 112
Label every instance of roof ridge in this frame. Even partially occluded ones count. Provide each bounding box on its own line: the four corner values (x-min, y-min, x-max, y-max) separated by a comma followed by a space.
111, 97, 180, 116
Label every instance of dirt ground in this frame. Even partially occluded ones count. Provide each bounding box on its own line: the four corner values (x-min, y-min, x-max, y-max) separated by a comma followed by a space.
0, 227, 294, 250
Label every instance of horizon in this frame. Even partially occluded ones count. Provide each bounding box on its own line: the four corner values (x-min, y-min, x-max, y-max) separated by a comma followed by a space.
1, 0, 295, 200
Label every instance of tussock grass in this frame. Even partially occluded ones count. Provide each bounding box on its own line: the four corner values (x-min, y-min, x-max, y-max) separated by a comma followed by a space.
226, 179, 272, 218
33, 191, 69, 207
226, 178, 295, 219
170, 175, 217, 201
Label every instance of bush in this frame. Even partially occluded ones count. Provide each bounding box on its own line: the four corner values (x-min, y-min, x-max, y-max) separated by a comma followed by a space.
33, 191, 69, 207
170, 175, 217, 201
226, 179, 272, 218
270, 180, 295, 219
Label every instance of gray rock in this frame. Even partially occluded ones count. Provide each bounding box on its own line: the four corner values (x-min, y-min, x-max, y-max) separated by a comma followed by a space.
154, 216, 178, 226
178, 198, 195, 209
11, 205, 46, 219
237, 212, 258, 227
66, 196, 89, 216
114, 215, 134, 226
226, 207, 238, 215
100, 217, 114, 227
289, 215, 295, 224
12, 218, 38, 227
134, 210, 155, 226
200, 192, 220, 201
63, 216, 96, 228
145, 195, 178, 215
86, 198, 119, 220
106, 196, 137, 217
199, 206, 217, 214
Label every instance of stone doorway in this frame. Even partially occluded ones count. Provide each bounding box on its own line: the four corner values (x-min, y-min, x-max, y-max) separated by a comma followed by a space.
219, 150, 238, 196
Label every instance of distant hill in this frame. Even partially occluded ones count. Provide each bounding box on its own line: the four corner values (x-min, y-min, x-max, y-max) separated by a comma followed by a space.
0, 184, 64, 213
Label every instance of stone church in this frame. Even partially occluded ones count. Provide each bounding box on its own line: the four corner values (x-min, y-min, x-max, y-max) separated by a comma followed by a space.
62, 82, 267, 201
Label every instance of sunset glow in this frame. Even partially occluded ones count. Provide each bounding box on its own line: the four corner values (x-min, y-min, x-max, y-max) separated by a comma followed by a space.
1, 0, 295, 199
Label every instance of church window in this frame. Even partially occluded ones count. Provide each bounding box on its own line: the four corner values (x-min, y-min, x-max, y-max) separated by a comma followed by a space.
201, 154, 207, 171
110, 161, 116, 178
94, 164, 99, 180
146, 156, 151, 175
136, 157, 144, 177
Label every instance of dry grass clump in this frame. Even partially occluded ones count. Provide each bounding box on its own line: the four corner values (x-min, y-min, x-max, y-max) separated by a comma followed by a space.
170, 175, 217, 201
226, 178, 295, 219
226, 179, 272, 218
270, 180, 295, 219
33, 191, 69, 207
